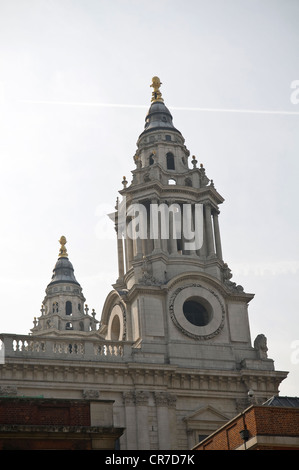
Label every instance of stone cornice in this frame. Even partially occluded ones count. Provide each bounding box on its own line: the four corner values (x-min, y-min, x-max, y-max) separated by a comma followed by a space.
0, 358, 287, 389
121, 259, 254, 302
119, 180, 224, 206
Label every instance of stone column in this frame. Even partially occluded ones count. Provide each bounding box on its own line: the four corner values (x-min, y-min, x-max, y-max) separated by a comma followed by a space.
125, 222, 134, 270
135, 391, 150, 449
151, 198, 161, 253
187, 204, 197, 255
212, 209, 223, 260
169, 210, 177, 255
154, 392, 171, 449
132, 234, 143, 260
186, 428, 195, 450
146, 204, 154, 254
168, 394, 177, 449
116, 225, 125, 279
123, 391, 137, 450
204, 203, 215, 257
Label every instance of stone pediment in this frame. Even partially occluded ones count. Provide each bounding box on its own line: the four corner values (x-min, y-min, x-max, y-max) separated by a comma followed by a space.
184, 405, 229, 428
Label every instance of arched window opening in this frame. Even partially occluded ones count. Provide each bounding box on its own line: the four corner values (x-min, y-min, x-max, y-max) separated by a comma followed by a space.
52, 302, 58, 313
78, 303, 81, 312
149, 154, 154, 165
166, 153, 175, 170
168, 178, 176, 185
66, 322, 73, 330
66, 301, 72, 316
111, 315, 121, 341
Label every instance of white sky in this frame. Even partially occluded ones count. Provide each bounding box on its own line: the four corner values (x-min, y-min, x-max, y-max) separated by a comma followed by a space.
0, 0, 298, 396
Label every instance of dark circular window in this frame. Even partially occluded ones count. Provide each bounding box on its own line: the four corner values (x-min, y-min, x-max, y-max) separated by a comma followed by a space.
183, 298, 211, 326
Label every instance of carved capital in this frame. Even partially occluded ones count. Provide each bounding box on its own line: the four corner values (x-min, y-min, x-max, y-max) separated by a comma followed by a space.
167, 394, 177, 409
123, 391, 136, 405
154, 392, 177, 408
154, 392, 169, 407
135, 390, 149, 406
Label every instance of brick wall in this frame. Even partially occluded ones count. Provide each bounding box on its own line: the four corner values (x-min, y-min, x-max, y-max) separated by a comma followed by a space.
253, 406, 299, 436
195, 405, 299, 450
0, 398, 90, 426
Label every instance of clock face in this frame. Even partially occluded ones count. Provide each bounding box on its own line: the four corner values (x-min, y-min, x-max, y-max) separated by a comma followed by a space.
169, 284, 225, 340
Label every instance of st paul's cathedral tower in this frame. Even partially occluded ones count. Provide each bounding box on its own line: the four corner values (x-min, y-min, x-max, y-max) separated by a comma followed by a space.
0, 78, 288, 450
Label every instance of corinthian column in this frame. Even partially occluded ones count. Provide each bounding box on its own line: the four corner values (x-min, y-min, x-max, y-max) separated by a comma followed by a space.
116, 225, 125, 279
212, 209, 223, 260
151, 198, 161, 253
154, 392, 171, 449
123, 391, 137, 449
204, 203, 215, 257
125, 219, 134, 270
135, 391, 150, 449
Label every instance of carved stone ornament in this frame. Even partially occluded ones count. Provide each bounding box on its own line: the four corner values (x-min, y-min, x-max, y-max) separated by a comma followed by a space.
0, 386, 18, 396
139, 256, 161, 286
135, 391, 150, 406
123, 391, 136, 405
169, 284, 225, 340
222, 263, 244, 292
254, 334, 268, 360
154, 392, 169, 407
82, 389, 100, 400
154, 392, 177, 408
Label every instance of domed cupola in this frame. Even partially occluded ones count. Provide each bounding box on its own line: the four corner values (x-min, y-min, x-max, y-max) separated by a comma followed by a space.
139, 76, 182, 138
48, 238, 80, 287
31, 237, 99, 337
132, 77, 190, 174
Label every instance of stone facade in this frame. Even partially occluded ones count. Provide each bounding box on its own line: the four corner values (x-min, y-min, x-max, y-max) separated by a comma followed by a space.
0, 78, 288, 450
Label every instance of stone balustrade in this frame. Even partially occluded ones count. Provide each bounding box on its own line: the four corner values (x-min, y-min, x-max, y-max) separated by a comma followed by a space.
0, 334, 132, 362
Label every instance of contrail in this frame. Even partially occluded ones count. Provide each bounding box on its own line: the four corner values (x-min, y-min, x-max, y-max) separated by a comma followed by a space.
19, 100, 148, 109
19, 99, 299, 115
170, 106, 299, 115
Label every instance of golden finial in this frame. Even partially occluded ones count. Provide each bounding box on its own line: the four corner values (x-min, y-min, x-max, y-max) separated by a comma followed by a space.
58, 235, 68, 258
150, 76, 164, 103
122, 176, 128, 188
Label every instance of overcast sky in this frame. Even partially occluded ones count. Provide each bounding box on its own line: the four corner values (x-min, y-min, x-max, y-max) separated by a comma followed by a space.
0, 0, 298, 396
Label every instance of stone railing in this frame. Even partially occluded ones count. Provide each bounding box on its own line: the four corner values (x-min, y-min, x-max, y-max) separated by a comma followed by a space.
0, 334, 133, 362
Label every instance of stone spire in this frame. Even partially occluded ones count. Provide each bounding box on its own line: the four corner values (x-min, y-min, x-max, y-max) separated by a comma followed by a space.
112, 77, 226, 289
31, 237, 99, 337
47, 237, 79, 287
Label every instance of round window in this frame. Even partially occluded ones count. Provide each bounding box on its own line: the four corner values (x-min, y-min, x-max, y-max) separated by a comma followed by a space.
183, 297, 211, 326
169, 284, 225, 340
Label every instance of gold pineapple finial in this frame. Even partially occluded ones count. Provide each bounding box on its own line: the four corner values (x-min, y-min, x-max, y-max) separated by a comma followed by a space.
150, 76, 164, 103
58, 235, 68, 258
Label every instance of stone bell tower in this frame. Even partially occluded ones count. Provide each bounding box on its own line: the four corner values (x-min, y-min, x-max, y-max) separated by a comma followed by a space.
31, 236, 99, 337
100, 76, 286, 390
